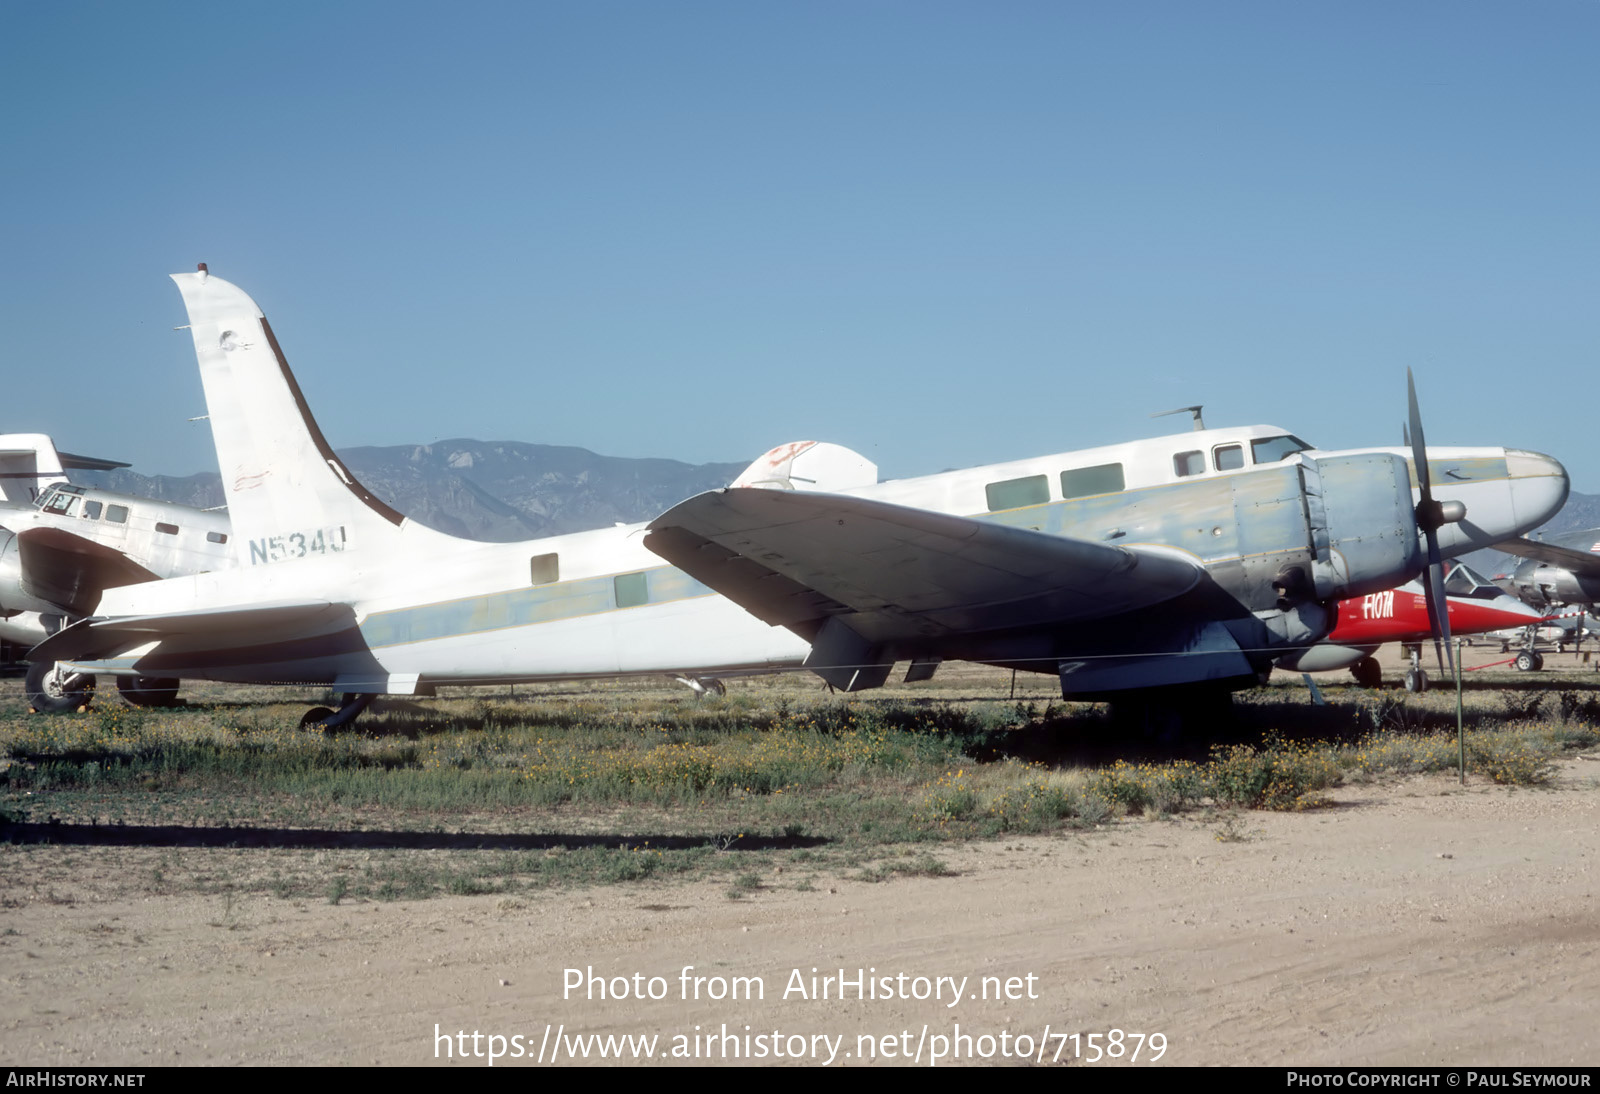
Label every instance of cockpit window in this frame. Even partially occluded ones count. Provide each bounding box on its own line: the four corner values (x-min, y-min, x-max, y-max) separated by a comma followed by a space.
40, 488, 79, 516
1250, 435, 1311, 463
1173, 451, 1205, 477
1444, 562, 1496, 598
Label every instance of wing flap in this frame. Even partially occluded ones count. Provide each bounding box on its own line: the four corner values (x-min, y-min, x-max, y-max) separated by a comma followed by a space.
646, 489, 1205, 643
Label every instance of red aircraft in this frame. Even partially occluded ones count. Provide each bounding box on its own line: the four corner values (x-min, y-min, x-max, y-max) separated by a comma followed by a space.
1278, 562, 1546, 691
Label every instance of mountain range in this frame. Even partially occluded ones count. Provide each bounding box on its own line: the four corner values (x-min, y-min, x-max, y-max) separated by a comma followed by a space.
78, 440, 745, 541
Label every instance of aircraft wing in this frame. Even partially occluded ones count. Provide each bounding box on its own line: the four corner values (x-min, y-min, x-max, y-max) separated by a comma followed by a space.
17, 527, 161, 617
644, 488, 1206, 645
1495, 535, 1600, 579
28, 600, 352, 664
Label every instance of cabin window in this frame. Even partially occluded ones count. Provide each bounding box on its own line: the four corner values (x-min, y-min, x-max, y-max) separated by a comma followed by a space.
105, 505, 129, 524
207, 531, 228, 544
1060, 462, 1124, 499
1251, 435, 1311, 463
614, 571, 649, 609
1173, 451, 1206, 477
83, 501, 102, 520
529, 553, 559, 585
156, 522, 179, 535
1213, 444, 1245, 471
985, 474, 1049, 512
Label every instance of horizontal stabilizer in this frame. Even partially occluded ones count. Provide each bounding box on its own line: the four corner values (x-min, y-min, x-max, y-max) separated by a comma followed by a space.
1496, 536, 1600, 579
29, 600, 351, 665
56, 450, 131, 472
18, 527, 160, 617
645, 488, 1204, 645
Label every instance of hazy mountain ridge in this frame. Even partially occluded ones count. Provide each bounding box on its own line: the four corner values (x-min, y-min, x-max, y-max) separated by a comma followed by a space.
76, 439, 746, 541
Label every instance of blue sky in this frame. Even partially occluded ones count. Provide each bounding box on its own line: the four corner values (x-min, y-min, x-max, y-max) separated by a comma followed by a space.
4, 2, 1597, 489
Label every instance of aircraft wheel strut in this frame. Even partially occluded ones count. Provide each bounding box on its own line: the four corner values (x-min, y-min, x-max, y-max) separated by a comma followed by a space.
25, 661, 95, 713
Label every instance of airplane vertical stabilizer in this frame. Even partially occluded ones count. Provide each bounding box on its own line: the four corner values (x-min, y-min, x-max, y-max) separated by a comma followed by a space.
0, 434, 69, 506
170, 269, 418, 567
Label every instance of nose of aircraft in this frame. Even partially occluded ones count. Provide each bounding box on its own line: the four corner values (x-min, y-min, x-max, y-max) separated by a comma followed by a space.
1504, 450, 1569, 533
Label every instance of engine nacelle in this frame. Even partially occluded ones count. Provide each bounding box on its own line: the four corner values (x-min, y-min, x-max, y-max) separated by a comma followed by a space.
1302, 453, 1423, 603
1510, 560, 1600, 609
0, 528, 61, 616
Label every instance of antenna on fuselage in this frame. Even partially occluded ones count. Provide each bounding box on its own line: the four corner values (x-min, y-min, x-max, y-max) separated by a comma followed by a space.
1152, 405, 1206, 431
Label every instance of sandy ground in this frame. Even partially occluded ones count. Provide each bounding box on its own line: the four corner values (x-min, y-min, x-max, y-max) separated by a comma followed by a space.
3, 754, 1597, 1068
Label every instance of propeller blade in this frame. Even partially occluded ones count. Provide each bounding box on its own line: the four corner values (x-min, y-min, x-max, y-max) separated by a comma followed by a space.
1423, 534, 1456, 679
1408, 369, 1455, 680
1407, 367, 1433, 511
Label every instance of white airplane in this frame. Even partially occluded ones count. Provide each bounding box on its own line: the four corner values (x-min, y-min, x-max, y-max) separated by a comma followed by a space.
646, 410, 1569, 727
33, 267, 1569, 731
0, 435, 233, 709
31, 268, 814, 725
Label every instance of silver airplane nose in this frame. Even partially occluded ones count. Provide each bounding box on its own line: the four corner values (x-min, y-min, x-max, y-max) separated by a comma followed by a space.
1505, 449, 1569, 532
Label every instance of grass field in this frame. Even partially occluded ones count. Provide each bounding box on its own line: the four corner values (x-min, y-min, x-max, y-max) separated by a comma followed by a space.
3, 660, 1598, 906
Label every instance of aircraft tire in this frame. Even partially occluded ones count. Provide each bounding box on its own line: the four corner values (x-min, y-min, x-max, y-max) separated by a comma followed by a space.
1351, 657, 1383, 689
116, 675, 181, 708
1531, 652, 1545, 671
1514, 651, 1538, 672
1403, 668, 1428, 694
25, 661, 95, 713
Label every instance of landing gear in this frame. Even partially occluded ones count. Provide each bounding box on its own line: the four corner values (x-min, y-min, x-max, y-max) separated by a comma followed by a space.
1402, 643, 1427, 693
25, 661, 95, 713
1514, 650, 1544, 672
300, 693, 377, 729
1350, 657, 1383, 689
116, 675, 181, 708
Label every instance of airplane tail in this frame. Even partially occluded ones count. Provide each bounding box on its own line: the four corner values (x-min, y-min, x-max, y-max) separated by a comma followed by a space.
169, 267, 423, 568
0, 434, 69, 506
730, 441, 878, 492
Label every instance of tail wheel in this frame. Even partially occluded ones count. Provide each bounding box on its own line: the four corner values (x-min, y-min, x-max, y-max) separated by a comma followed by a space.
25, 661, 95, 713
116, 675, 182, 708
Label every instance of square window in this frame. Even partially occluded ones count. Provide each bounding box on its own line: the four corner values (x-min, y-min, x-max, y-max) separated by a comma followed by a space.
530, 553, 559, 585
614, 571, 649, 609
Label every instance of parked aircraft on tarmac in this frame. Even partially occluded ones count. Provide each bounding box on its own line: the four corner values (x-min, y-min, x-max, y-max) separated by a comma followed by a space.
33, 268, 1570, 731
32, 268, 815, 726
0, 434, 233, 710
647, 394, 1568, 727
1276, 562, 1546, 691
1496, 528, 1600, 614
